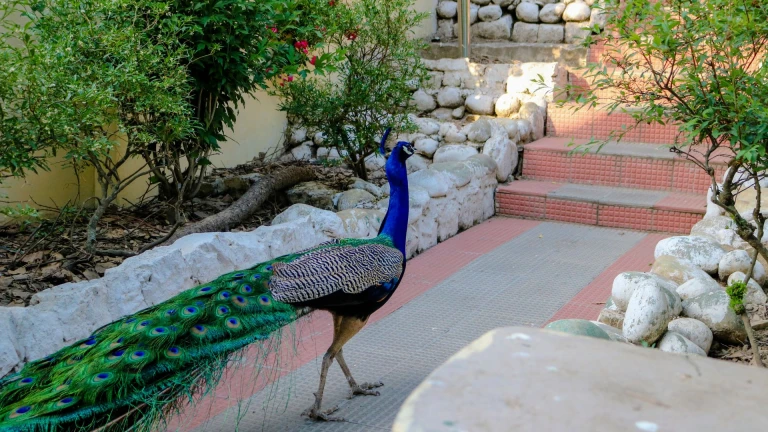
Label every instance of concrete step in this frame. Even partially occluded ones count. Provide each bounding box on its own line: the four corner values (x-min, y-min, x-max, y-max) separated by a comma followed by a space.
522, 137, 728, 193
422, 41, 586, 68
496, 179, 705, 233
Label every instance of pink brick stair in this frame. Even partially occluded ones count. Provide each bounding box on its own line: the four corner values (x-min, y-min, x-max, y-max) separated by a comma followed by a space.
496, 138, 715, 234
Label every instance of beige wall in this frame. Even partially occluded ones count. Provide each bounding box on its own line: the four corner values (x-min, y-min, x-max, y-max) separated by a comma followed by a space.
3, 0, 433, 216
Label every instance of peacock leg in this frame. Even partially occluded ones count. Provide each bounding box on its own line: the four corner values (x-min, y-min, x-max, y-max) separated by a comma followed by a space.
303, 313, 370, 422
336, 349, 383, 398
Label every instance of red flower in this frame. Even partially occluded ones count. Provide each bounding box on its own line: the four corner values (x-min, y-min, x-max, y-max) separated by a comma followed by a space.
265, 67, 273, 74
310, 55, 317, 65
271, 27, 278, 33
286, 75, 294, 82
328, 0, 335, 6
347, 32, 357, 41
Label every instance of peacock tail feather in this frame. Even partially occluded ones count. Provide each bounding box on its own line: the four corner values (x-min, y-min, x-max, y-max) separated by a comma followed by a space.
0, 235, 400, 432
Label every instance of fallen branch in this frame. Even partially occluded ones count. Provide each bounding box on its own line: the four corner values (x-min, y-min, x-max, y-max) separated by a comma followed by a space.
161, 166, 316, 246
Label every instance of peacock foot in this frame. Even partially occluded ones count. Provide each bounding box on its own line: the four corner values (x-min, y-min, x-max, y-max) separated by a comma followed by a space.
303, 405, 344, 422
349, 381, 384, 398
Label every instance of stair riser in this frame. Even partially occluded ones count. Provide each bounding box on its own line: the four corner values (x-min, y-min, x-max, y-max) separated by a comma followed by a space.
523, 150, 727, 193
546, 106, 682, 144
496, 192, 702, 234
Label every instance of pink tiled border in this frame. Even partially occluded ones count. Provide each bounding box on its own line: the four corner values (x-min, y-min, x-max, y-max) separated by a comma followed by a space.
169, 218, 541, 431
545, 233, 667, 322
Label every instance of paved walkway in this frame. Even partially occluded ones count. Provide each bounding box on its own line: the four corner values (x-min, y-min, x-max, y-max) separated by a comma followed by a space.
170, 218, 665, 432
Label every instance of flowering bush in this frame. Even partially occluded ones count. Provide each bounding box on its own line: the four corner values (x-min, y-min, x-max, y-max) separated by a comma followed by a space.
272, 0, 428, 180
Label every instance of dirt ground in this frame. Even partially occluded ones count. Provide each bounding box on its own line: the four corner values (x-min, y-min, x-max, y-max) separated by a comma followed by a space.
0, 160, 362, 307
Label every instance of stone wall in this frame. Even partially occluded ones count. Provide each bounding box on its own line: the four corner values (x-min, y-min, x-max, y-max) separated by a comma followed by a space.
435, 0, 605, 44
0, 154, 498, 376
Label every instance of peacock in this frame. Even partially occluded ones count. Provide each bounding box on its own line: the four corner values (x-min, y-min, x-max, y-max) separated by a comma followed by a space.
0, 130, 416, 430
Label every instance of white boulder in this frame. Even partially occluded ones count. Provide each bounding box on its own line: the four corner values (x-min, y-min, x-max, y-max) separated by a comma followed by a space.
622, 284, 677, 345
719, 249, 767, 285
658, 331, 707, 356
667, 318, 714, 353
654, 236, 727, 274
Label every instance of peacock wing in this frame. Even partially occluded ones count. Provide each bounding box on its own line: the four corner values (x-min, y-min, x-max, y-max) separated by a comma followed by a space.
268, 241, 404, 304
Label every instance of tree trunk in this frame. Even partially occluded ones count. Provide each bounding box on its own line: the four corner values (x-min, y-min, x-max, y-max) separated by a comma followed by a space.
161, 166, 316, 246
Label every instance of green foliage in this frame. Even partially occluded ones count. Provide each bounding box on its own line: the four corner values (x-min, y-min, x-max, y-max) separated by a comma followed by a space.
727, 280, 748, 315
144, 0, 339, 199
272, 0, 428, 180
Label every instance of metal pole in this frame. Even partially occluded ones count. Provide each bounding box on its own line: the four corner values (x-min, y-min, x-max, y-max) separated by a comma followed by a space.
457, 0, 470, 58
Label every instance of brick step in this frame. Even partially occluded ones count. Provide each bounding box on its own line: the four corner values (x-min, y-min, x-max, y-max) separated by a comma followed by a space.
496, 180, 705, 234
522, 137, 727, 194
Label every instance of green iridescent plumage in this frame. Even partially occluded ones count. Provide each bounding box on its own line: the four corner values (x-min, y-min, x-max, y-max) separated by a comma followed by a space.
0, 236, 401, 432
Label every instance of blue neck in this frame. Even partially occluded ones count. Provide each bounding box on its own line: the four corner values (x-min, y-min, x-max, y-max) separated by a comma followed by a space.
379, 156, 409, 256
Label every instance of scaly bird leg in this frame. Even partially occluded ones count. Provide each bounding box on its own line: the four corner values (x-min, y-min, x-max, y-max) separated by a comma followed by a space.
303, 313, 371, 422
336, 349, 383, 398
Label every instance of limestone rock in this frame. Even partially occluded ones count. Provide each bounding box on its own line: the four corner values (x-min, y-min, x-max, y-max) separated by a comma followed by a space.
538, 23, 564, 43
452, 106, 466, 119
540, 2, 566, 23
416, 117, 441, 135
467, 118, 493, 142
286, 181, 338, 210
658, 332, 707, 356
565, 22, 591, 43
719, 249, 767, 285
465, 94, 495, 115
288, 127, 307, 145
335, 189, 376, 211
519, 102, 545, 140
651, 255, 714, 285
667, 318, 714, 353
431, 108, 455, 121
516, 1, 540, 22
482, 134, 517, 181
676, 276, 723, 301
611, 272, 679, 312
406, 154, 432, 174
516, 119, 534, 143
471, 0, 492, 5
414, 137, 440, 158
589, 5, 606, 29
433, 145, 479, 164
365, 153, 386, 171
478, 4, 503, 21
317, 147, 342, 160
412, 90, 437, 113
437, 0, 458, 18
512, 22, 539, 42
597, 308, 625, 330
423, 58, 471, 72
506, 62, 561, 96
493, 118, 520, 141
350, 178, 383, 198
289, 142, 312, 160
336, 209, 385, 238
436, 19, 456, 39
682, 290, 747, 345
408, 169, 451, 198
313, 131, 326, 145
591, 321, 630, 343
655, 236, 727, 274
545, 319, 611, 340
437, 87, 465, 108
563, 1, 590, 21
472, 14, 513, 39
622, 284, 676, 345
690, 215, 746, 250
726, 272, 767, 305
494, 94, 521, 117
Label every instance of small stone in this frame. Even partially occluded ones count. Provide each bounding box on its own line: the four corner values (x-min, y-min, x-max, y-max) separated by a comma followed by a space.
658, 332, 707, 356
467, 118, 493, 142
538, 23, 564, 43
442, 72, 462, 87
437, 87, 465, 108
414, 138, 440, 158
589, 6, 606, 29
726, 272, 767, 305
682, 290, 747, 345
436, 19, 455, 39
655, 236, 727, 274
289, 127, 307, 145
719, 249, 767, 285
478, 4, 503, 21
545, 319, 611, 340
289, 142, 312, 161
336, 209, 385, 238
651, 255, 714, 285
433, 145, 479, 163
437, 0, 458, 18
465, 94, 495, 115
411, 90, 437, 113
350, 178, 383, 198
611, 272, 678, 312
471, 0, 492, 5
597, 308, 625, 330
623, 284, 676, 345
512, 22, 539, 42
667, 318, 714, 353
494, 94, 521, 117
416, 117, 441, 135
519, 102, 544, 140
539, 2, 566, 23
452, 106, 466, 119
563, 1, 591, 21
313, 131, 326, 145
472, 14, 513, 39
431, 108, 455, 121
482, 133, 517, 181
516, 1, 540, 22
565, 22, 591, 43
676, 276, 723, 301
406, 154, 431, 174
